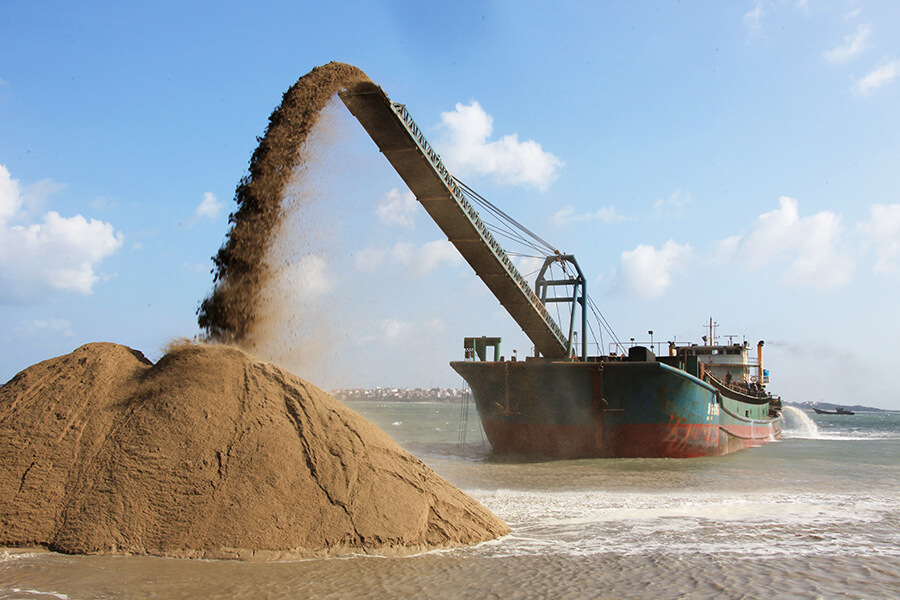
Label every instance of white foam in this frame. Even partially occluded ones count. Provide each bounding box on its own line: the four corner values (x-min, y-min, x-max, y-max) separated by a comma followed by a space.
467, 488, 900, 559
807, 429, 900, 441
0, 551, 41, 562
9, 589, 69, 600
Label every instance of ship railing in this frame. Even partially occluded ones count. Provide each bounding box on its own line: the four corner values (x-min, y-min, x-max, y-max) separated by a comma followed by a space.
607, 341, 666, 356
705, 371, 771, 404
705, 358, 762, 367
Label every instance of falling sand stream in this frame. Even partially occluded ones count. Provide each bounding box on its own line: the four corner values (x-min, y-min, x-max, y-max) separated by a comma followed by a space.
197, 62, 371, 348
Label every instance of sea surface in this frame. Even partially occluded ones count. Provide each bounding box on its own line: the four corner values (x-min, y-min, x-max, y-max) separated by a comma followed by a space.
2, 403, 899, 600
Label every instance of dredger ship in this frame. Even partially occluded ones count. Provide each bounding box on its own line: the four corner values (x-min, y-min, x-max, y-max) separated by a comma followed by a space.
339, 80, 783, 459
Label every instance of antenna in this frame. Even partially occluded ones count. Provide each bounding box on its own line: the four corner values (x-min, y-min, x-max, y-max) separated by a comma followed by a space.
707, 317, 719, 346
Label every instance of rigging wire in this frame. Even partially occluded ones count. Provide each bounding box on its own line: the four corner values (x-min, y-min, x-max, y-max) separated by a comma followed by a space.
588, 295, 624, 352
454, 177, 622, 355
456, 179, 558, 255
484, 224, 548, 255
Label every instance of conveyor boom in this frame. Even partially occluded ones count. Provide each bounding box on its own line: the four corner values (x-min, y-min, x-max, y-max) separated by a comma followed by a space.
339, 82, 570, 359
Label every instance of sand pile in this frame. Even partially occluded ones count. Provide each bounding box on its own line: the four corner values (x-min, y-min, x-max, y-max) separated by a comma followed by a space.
197, 61, 371, 344
0, 342, 508, 559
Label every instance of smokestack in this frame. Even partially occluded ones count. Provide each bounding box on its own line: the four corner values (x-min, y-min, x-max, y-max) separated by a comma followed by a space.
757, 341, 765, 387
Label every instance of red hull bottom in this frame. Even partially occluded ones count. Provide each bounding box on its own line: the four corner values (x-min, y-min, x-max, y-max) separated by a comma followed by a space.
481, 419, 779, 459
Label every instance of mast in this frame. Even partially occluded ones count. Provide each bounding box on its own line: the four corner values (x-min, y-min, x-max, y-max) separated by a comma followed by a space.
708, 317, 718, 346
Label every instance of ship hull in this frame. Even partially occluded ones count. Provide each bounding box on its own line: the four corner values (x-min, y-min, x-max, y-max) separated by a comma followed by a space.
451, 359, 782, 459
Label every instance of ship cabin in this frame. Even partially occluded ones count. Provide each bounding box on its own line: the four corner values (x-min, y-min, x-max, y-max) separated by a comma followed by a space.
669, 340, 769, 396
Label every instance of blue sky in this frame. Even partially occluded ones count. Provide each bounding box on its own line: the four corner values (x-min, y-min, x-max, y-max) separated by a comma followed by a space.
1, 1, 899, 409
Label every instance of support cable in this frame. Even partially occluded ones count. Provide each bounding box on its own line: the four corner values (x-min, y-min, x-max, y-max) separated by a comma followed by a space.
454, 177, 623, 357
456, 179, 558, 255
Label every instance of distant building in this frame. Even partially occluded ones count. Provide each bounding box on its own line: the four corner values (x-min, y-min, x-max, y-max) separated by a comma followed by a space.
330, 388, 469, 403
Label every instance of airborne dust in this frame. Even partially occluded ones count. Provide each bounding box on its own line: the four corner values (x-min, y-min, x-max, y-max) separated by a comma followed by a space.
0, 63, 510, 560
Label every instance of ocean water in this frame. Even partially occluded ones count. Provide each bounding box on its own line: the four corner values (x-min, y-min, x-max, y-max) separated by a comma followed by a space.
2, 403, 899, 600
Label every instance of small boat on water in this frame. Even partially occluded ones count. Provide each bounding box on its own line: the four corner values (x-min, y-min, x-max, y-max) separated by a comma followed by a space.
812, 407, 855, 415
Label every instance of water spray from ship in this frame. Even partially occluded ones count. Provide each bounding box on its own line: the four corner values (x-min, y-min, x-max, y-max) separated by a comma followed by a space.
782, 406, 820, 439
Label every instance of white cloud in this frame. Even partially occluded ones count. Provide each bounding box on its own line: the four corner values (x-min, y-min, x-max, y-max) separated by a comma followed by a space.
423, 317, 448, 333
16, 178, 67, 221
858, 204, 900, 274
391, 239, 462, 277
853, 59, 900, 96
90, 196, 115, 211
824, 23, 872, 65
376, 188, 418, 228
4, 212, 123, 294
355, 240, 463, 277
0, 164, 19, 224
287, 254, 335, 299
380, 319, 412, 343
193, 191, 223, 222
14, 318, 77, 339
553, 205, 627, 227
743, 2, 764, 36
0, 164, 123, 303
364, 317, 445, 346
437, 101, 563, 190
614, 240, 691, 300
652, 189, 692, 219
515, 255, 547, 280
389, 242, 415, 264
717, 196, 853, 288
353, 246, 387, 272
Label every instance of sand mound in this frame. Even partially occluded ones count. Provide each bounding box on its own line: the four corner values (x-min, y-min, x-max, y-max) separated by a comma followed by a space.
0, 342, 508, 559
